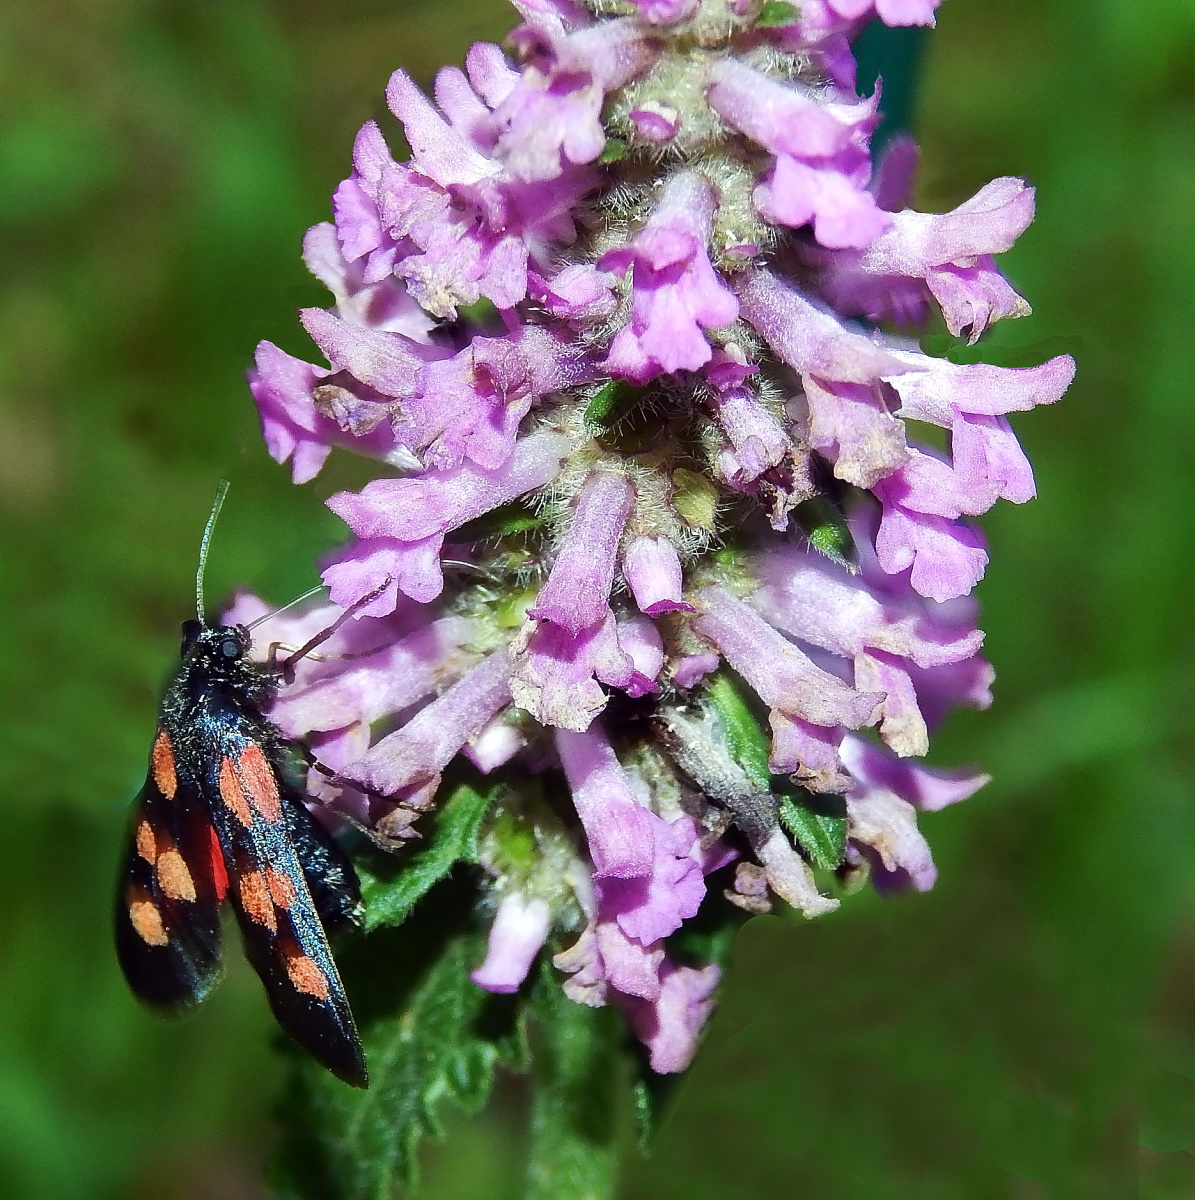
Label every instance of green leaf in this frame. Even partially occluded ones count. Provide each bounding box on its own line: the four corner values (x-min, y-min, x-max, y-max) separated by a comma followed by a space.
359, 782, 494, 932
671, 469, 720, 532
756, 1, 799, 27
704, 670, 772, 790
778, 795, 848, 871
794, 496, 857, 571
584, 380, 639, 432
271, 933, 501, 1199
453, 499, 544, 541
598, 137, 627, 163
526, 962, 621, 1200
456, 296, 501, 328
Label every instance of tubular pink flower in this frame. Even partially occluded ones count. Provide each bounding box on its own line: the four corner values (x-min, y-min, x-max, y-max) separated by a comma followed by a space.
556, 724, 658, 879
598, 812, 707, 944
768, 715, 852, 793
471, 893, 553, 993
344, 648, 514, 804
601, 171, 740, 382
693, 585, 882, 731
871, 479, 990, 602
884, 352, 1076, 424
247, 0, 1072, 1082
707, 61, 890, 249
706, 350, 792, 487
841, 734, 990, 811
737, 268, 905, 384
616, 962, 720, 1074
302, 220, 437, 341
847, 791, 937, 892
753, 826, 838, 917
324, 429, 570, 610
623, 535, 693, 616
529, 471, 635, 635
271, 617, 479, 737
499, 18, 659, 181
510, 613, 648, 731
844, 177, 1036, 342
615, 613, 664, 693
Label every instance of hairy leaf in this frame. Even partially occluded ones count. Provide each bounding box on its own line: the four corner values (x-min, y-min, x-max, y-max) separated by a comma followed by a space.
359, 782, 494, 932
756, 1, 799, 27
794, 496, 856, 571
526, 963, 621, 1200
271, 932, 503, 1200
778, 795, 848, 871
705, 670, 772, 791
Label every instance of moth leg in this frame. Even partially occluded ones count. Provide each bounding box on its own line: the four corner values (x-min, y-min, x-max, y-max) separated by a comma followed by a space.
278, 575, 393, 683
298, 750, 420, 852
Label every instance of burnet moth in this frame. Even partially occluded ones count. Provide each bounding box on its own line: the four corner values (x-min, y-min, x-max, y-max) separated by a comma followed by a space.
116, 482, 374, 1088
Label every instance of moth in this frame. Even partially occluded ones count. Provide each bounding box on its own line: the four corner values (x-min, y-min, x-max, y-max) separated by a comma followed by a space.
115, 483, 370, 1088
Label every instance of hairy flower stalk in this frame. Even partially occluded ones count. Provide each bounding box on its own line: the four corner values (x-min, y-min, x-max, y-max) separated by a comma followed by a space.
242, 0, 1073, 1084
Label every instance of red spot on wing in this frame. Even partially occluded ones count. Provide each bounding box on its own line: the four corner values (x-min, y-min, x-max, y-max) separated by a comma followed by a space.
284, 947, 331, 1000
126, 884, 169, 947
218, 758, 253, 827
266, 867, 297, 910
234, 743, 282, 823
151, 729, 178, 799
208, 824, 229, 902
238, 870, 277, 932
135, 820, 156, 863
156, 843, 197, 903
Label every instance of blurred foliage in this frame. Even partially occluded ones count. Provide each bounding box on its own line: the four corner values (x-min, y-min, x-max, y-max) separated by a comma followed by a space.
0, 0, 1192, 1196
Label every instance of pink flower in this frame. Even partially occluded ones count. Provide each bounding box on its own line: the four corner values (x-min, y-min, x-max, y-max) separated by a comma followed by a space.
601, 171, 740, 382
243, 0, 1072, 1087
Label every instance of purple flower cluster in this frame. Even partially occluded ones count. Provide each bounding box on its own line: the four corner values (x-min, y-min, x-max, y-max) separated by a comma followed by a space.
243, 0, 1072, 1074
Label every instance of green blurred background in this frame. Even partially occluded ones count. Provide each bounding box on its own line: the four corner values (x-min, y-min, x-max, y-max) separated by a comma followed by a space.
1, 0, 1192, 1196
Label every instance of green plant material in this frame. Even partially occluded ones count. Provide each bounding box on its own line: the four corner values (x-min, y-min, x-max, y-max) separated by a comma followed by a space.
794, 496, 856, 571
668, 915, 741, 974
631, 1078, 655, 1154
527, 962, 621, 1200
598, 137, 627, 163
704, 670, 772, 790
358, 782, 494, 932
584, 380, 639, 432
671, 468, 720, 533
271, 933, 504, 1200
778, 795, 848, 871
496, 585, 541, 629
456, 296, 501, 328
453, 499, 545, 542
756, 1, 799, 27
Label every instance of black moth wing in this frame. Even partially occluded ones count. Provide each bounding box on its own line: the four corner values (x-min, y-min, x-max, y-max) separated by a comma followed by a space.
283, 789, 363, 936
115, 737, 226, 1010
203, 726, 367, 1089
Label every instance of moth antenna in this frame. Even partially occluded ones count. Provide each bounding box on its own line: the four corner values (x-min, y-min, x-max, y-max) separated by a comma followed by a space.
196, 480, 230, 625
245, 584, 327, 633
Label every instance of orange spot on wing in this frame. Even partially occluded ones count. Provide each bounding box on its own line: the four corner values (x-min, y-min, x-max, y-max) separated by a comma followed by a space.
266, 867, 297, 910
156, 847, 197, 903
218, 758, 253, 827
284, 949, 330, 1000
208, 824, 229, 902
151, 729, 177, 799
135, 820, 156, 863
238, 870, 277, 931
127, 886, 168, 947
235, 743, 281, 823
